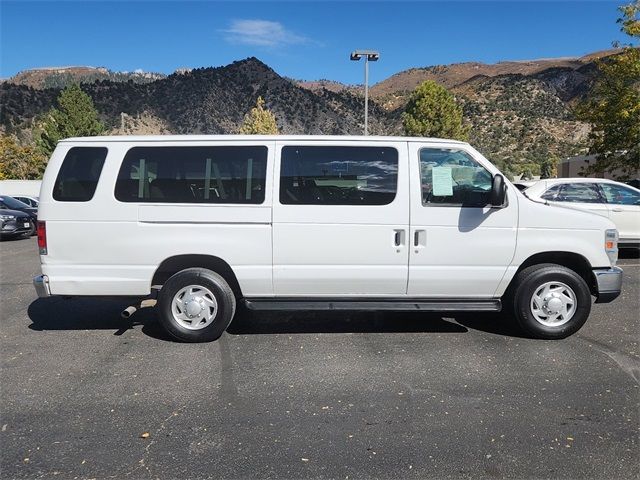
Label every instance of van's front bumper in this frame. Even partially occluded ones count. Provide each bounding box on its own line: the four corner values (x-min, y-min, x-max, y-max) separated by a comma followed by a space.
33, 275, 51, 298
593, 267, 623, 303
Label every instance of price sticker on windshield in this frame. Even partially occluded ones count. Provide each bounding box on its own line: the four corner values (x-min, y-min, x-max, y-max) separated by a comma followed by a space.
432, 167, 453, 196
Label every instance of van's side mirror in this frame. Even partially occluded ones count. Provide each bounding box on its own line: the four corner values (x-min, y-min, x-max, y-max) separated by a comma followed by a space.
490, 174, 507, 207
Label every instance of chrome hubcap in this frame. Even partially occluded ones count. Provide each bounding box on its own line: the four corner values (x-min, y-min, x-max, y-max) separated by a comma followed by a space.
530, 281, 577, 327
171, 285, 218, 330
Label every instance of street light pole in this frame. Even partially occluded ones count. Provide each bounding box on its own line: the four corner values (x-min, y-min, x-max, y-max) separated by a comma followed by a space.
364, 57, 369, 136
350, 50, 379, 136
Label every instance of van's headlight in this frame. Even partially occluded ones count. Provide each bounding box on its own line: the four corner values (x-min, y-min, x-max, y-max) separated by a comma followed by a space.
605, 229, 618, 266
0, 214, 16, 220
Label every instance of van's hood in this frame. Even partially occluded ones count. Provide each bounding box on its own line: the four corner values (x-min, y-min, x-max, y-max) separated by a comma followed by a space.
518, 195, 616, 232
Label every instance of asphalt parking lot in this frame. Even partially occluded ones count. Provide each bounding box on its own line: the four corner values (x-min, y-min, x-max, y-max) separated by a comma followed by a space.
1, 237, 638, 480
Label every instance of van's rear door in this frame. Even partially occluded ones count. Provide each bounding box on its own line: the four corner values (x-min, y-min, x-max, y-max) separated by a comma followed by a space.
272, 140, 410, 296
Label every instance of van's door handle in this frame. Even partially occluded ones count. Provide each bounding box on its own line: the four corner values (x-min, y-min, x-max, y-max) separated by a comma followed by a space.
394, 229, 405, 247
414, 229, 426, 247
611, 207, 623, 212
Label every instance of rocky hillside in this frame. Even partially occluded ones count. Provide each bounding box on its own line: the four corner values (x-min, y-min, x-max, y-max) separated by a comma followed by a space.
1, 59, 393, 137
369, 50, 617, 110
0, 51, 620, 175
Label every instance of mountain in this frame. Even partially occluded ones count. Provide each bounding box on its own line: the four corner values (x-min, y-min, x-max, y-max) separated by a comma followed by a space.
296, 79, 360, 95
0, 58, 393, 137
368, 50, 618, 111
0, 51, 621, 175
3, 66, 166, 89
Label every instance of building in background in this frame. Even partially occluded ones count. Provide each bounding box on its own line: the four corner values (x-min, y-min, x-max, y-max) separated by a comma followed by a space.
0, 180, 42, 197
558, 155, 640, 180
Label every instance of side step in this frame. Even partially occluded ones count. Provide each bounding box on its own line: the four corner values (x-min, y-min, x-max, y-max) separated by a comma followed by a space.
243, 298, 502, 312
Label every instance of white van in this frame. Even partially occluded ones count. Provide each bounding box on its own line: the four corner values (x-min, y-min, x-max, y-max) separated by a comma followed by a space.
33, 136, 622, 342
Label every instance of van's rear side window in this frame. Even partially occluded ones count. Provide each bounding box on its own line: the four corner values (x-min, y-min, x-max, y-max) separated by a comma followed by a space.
280, 146, 398, 206
53, 147, 108, 202
115, 146, 268, 204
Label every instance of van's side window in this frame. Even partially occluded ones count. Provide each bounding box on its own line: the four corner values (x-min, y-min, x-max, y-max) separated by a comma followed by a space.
115, 146, 268, 204
419, 148, 492, 207
53, 147, 108, 202
280, 146, 398, 205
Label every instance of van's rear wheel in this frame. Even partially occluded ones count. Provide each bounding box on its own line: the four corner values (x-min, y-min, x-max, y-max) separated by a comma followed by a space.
510, 263, 591, 339
157, 268, 236, 342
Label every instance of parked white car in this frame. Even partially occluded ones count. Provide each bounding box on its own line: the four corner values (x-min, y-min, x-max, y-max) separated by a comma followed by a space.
33, 136, 622, 342
525, 178, 640, 248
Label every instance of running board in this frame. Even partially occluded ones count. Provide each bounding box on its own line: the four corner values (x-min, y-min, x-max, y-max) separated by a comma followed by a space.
243, 298, 502, 312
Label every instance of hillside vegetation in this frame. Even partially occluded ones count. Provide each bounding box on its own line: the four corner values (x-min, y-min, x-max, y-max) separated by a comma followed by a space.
4, 66, 165, 89
0, 51, 621, 176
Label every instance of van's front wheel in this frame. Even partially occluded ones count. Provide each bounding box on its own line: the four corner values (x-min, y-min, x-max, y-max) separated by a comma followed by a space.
510, 264, 591, 339
157, 268, 236, 342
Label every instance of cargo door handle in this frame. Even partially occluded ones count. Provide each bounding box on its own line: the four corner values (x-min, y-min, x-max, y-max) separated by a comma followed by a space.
414, 230, 426, 248
611, 207, 623, 212
394, 229, 405, 247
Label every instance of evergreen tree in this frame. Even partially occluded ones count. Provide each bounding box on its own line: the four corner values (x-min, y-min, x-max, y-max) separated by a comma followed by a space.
402, 80, 468, 140
37, 84, 105, 156
238, 97, 279, 134
540, 157, 557, 179
576, 1, 640, 179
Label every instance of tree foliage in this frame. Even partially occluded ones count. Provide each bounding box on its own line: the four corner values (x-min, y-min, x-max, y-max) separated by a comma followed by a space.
238, 97, 279, 134
0, 135, 47, 180
37, 84, 105, 155
540, 156, 558, 179
618, 0, 640, 38
402, 80, 468, 140
576, 2, 640, 179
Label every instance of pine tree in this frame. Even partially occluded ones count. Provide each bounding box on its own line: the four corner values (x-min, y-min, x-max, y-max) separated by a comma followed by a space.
402, 81, 468, 140
238, 97, 279, 134
37, 84, 105, 156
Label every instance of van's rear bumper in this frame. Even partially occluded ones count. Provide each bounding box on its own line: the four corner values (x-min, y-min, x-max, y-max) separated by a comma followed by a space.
33, 275, 51, 298
593, 267, 623, 303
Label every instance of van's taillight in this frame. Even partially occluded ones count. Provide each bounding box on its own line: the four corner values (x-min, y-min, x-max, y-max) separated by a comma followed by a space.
37, 221, 47, 255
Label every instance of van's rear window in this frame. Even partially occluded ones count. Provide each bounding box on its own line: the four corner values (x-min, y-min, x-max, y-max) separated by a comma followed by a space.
53, 147, 108, 202
115, 146, 268, 204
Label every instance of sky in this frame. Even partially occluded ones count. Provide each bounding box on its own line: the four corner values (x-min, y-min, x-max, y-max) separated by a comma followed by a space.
0, 1, 630, 85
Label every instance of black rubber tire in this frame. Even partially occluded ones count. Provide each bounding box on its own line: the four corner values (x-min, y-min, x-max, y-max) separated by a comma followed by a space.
157, 268, 236, 342
508, 263, 592, 340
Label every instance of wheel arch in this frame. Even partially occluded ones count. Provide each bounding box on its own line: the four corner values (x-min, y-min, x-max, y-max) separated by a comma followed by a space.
151, 254, 243, 299
508, 251, 597, 296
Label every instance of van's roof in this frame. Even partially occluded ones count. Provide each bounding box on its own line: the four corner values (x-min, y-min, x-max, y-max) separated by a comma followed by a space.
60, 134, 468, 144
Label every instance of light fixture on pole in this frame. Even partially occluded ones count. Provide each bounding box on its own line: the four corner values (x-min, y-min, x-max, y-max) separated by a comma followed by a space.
350, 50, 379, 135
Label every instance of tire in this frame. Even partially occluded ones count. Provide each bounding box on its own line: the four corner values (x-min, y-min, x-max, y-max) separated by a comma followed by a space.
157, 268, 236, 342
508, 263, 592, 339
